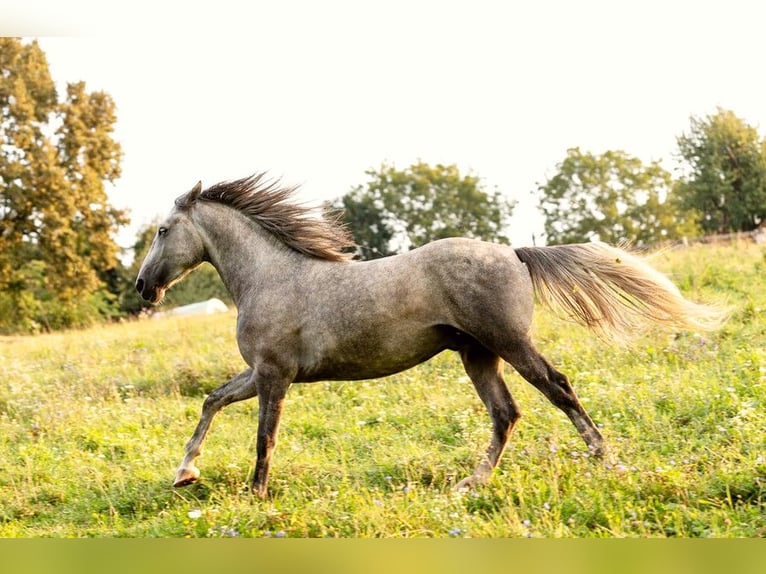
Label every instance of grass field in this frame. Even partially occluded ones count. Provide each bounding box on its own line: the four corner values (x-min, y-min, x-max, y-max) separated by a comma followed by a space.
0, 242, 764, 537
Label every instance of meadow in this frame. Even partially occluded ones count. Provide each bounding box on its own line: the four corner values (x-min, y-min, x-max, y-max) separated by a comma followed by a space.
0, 242, 763, 538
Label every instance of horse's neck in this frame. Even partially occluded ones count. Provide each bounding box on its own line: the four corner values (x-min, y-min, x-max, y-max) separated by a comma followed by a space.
194, 203, 305, 305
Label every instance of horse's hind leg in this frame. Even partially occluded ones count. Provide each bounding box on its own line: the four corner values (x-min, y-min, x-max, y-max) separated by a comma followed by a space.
174, 368, 256, 487
502, 337, 604, 456
456, 344, 520, 490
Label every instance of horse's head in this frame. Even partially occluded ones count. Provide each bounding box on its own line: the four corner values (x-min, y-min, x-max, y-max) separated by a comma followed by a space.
135, 182, 207, 304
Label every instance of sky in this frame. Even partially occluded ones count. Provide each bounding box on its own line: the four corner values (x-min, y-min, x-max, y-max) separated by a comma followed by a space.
4, 1, 766, 250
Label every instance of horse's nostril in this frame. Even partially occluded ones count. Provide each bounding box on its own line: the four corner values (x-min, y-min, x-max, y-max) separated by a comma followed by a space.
135, 278, 145, 294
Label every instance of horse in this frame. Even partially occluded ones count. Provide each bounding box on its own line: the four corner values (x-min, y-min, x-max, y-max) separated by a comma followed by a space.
135, 173, 725, 498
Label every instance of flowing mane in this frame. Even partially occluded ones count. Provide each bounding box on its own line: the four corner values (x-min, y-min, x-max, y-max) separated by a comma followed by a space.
177, 173, 355, 262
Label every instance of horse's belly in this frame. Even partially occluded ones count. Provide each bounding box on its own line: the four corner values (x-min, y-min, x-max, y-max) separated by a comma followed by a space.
295, 324, 456, 382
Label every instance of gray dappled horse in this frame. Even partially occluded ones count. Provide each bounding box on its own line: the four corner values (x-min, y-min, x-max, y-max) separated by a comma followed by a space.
136, 174, 724, 498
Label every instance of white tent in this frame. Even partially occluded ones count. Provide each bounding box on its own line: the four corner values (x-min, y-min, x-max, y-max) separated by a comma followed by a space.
152, 298, 228, 319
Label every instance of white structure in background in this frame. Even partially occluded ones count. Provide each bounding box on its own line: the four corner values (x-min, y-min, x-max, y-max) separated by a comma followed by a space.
152, 298, 228, 319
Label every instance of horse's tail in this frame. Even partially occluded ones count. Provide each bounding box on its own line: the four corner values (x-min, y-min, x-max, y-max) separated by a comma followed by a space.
514, 242, 728, 341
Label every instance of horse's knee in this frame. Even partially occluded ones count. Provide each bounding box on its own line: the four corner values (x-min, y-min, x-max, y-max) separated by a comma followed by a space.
542, 368, 579, 404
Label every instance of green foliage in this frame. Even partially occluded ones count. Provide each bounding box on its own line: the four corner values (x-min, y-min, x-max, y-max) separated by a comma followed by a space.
0, 242, 763, 537
335, 186, 396, 259
0, 38, 128, 333
537, 148, 698, 245
0, 253, 123, 334
675, 108, 766, 233
336, 162, 515, 259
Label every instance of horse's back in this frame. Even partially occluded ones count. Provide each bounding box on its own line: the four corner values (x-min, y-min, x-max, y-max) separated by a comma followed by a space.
345, 237, 534, 328
284, 238, 531, 381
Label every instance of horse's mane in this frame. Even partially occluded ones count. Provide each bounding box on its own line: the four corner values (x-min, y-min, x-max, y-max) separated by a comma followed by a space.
176, 173, 355, 262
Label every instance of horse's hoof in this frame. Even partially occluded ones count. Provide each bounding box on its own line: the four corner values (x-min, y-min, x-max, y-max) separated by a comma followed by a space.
589, 444, 606, 458
173, 466, 200, 488
454, 476, 478, 491
250, 485, 268, 499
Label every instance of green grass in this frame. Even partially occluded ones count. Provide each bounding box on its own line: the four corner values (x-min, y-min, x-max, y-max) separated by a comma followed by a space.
1, 242, 764, 537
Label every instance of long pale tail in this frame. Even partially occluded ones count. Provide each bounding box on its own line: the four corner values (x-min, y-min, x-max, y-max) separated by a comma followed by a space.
514, 243, 728, 340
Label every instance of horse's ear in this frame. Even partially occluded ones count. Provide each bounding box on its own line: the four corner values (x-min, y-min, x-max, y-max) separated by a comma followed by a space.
190, 181, 202, 200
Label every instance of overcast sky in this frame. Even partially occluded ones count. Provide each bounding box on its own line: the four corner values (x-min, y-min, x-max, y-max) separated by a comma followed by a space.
5, 1, 766, 248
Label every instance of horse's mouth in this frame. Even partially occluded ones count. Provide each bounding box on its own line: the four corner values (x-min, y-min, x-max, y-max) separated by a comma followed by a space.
136, 278, 166, 305
147, 286, 166, 305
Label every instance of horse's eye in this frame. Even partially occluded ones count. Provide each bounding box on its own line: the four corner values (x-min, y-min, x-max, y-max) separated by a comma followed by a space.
158, 227, 168, 237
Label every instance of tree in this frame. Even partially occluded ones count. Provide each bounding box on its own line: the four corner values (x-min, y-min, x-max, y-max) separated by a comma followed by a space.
335, 185, 396, 259
537, 148, 697, 245
0, 38, 128, 332
675, 108, 766, 233
336, 162, 515, 259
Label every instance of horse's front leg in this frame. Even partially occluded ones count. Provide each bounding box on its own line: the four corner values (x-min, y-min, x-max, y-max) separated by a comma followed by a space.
251, 365, 293, 498
174, 368, 255, 487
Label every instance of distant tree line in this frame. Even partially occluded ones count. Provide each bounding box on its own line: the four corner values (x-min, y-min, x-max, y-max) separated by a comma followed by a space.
3, 38, 766, 333
340, 107, 766, 252
537, 108, 766, 246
